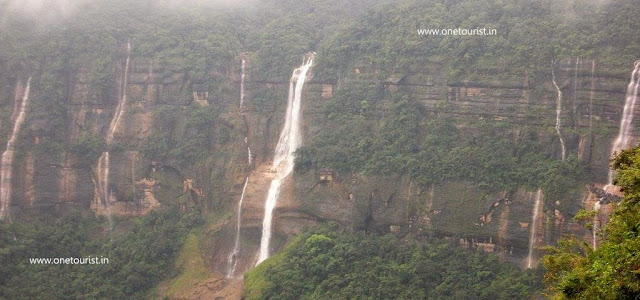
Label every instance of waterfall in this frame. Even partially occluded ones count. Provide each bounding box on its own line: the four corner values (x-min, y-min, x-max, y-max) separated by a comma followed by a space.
256, 55, 313, 265
590, 61, 596, 130
551, 61, 567, 161
96, 152, 112, 229
107, 42, 132, 144
10, 80, 23, 122
225, 57, 255, 277
227, 177, 249, 278
604, 61, 640, 192
573, 58, 580, 120
96, 41, 131, 230
527, 189, 543, 268
0, 77, 31, 220
592, 201, 600, 249
244, 136, 252, 165
240, 58, 246, 110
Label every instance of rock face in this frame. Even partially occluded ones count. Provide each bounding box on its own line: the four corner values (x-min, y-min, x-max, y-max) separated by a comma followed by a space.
1, 48, 251, 218
288, 57, 636, 267
0, 55, 636, 268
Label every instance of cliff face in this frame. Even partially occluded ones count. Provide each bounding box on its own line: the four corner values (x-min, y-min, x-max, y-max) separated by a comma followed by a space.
283, 57, 633, 267
0, 53, 634, 269
1, 48, 255, 218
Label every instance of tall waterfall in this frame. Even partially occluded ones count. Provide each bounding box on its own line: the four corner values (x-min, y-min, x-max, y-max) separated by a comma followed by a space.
0, 77, 31, 220
604, 61, 640, 192
226, 58, 253, 278
240, 60, 252, 165
527, 189, 543, 268
594, 61, 640, 249
551, 62, 567, 161
256, 56, 313, 265
96, 42, 131, 229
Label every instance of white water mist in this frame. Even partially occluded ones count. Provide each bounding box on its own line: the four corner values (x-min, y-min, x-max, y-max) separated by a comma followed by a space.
96, 42, 131, 230
551, 61, 567, 161
604, 61, 640, 192
256, 56, 313, 265
592, 201, 600, 249
240, 58, 246, 110
227, 177, 249, 278
0, 77, 32, 220
527, 189, 543, 268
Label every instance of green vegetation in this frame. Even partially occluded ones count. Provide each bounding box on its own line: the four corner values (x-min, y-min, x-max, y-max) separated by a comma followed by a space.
295, 0, 640, 203
315, 0, 640, 82
245, 227, 542, 299
296, 84, 587, 198
163, 232, 213, 297
70, 134, 106, 167
0, 208, 202, 299
141, 104, 220, 169
543, 146, 640, 299
2, 0, 640, 298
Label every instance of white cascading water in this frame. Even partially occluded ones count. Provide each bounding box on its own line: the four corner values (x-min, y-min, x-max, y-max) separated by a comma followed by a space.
590, 61, 596, 130
10, 80, 23, 122
551, 62, 567, 161
604, 61, 640, 192
240, 59, 246, 110
227, 177, 249, 278
0, 77, 32, 220
527, 189, 543, 268
594, 61, 640, 249
96, 42, 131, 230
592, 201, 600, 249
240, 60, 252, 165
226, 58, 252, 278
573, 58, 580, 119
256, 56, 313, 265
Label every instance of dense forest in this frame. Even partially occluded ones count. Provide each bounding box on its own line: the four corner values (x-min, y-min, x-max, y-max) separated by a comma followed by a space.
244, 226, 543, 299
0, 209, 202, 299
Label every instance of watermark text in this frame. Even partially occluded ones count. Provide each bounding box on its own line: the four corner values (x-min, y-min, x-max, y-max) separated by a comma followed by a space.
29, 256, 109, 265
418, 27, 497, 36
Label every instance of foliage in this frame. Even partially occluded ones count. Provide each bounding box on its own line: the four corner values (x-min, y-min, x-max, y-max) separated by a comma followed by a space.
297, 81, 587, 196
543, 146, 640, 299
69, 134, 106, 167
314, 0, 640, 82
141, 104, 219, 168
164, 232, 212, 297
0, 208, 202, 300
244, 227, 542, 299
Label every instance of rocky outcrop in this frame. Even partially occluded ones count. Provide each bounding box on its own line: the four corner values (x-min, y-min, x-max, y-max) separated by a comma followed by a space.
286, 57, 636, 267
1, 54, 635, 270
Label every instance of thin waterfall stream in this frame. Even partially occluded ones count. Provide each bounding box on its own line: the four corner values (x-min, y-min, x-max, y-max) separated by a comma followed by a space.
0, 77, 32, 220
527, 189, 543, 268
96, 41, 131, 230
551, 61, 567, 161
226, 58, 251, 278
227, 178, 249, 278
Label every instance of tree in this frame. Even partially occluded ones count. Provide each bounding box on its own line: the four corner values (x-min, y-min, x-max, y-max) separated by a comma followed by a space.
542, 147, 640, 299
